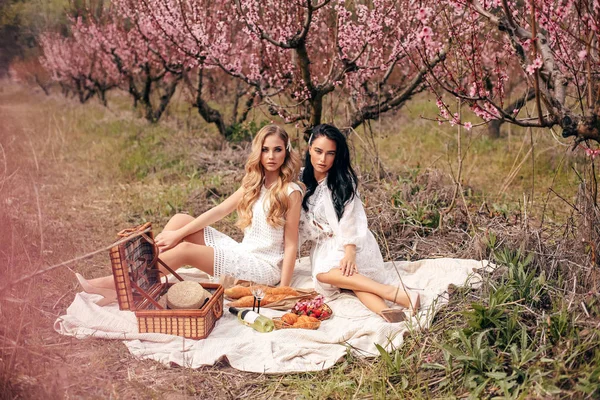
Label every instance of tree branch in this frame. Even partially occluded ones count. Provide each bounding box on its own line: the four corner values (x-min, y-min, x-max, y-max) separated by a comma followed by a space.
347, 51, 446, 129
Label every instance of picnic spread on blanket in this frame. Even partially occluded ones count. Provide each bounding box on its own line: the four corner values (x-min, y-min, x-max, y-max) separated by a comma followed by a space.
55, 224, 491, 372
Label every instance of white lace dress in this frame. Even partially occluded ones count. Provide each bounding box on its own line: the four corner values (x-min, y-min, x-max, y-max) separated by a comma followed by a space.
204, 182, 302, 285
299, 178, 387, 296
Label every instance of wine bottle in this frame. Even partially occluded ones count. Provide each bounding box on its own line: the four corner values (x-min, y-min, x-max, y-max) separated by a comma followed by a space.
229, 307, 274, 333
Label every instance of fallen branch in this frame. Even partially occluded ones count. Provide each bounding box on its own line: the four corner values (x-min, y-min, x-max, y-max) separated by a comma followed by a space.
0, 226, 151, 295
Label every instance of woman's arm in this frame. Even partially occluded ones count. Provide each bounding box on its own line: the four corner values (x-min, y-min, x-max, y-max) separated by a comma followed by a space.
339, 244, 357, 276
155, 187, 244, 252
337, 193, 368, 276
280, 190, 302, 287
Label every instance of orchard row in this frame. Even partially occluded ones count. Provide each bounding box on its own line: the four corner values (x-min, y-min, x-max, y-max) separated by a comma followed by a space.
40, 0, 600, 149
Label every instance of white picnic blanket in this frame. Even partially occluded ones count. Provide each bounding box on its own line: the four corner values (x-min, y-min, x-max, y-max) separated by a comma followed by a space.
55, 257, 490, 373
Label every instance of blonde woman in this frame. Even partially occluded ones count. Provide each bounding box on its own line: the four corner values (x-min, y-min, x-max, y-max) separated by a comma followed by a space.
77, 125, 303, 305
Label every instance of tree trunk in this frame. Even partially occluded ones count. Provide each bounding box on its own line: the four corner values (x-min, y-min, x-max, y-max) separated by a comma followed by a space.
487, 119, 503, 139
98, 88, 107, 107
193, 67, 228, 137
142, 68, 155, 123
151, 76, 181, 122
35, 75, 50, 96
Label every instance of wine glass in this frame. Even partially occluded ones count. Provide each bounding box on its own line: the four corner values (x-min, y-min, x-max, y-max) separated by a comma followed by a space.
250, 282, 266, 313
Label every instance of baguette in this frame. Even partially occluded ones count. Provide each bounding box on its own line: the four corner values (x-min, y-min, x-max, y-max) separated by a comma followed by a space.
261, 293, 287, 304
228, 293, 288, 307
225, 285, 298, 299
269, 286, 298, 296
227, 295, 255, 307
224, 286, 252, 299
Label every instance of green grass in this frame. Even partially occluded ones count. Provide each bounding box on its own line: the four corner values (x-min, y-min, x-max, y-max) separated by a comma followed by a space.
340, 93, 585, 226
70, 85, 586, 227
370, 245, 600, 399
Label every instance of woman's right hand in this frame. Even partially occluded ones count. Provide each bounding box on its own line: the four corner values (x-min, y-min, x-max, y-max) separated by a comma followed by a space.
154, 230, 183, 253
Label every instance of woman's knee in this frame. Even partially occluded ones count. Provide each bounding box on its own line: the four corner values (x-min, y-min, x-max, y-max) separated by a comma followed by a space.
166, 213, 194, 229
316, 269, 339, 283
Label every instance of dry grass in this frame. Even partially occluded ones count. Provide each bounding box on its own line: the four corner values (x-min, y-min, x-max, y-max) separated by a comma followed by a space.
0, 83, 260, 399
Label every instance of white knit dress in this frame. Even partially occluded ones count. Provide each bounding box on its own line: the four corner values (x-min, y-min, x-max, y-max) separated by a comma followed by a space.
204, 182, 302, 285
299, 178, 387, 296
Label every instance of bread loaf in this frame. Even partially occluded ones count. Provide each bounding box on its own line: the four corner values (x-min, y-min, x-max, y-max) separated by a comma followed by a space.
224, 286, 252, 299
228, 293, 288, 307
227, 295, 255, 307
225, 285, 299, 299
269, 286, 298, 296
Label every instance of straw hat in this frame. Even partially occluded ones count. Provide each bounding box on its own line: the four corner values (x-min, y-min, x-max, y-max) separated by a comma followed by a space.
167, 281, 211, 309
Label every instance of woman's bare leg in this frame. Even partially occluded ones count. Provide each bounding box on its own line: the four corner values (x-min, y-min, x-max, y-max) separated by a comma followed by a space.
316, 268, 413, 308
158, 242, 215, 275
163, 213, 206, 245
85, 275, 117, 290
353, 290, 388, 315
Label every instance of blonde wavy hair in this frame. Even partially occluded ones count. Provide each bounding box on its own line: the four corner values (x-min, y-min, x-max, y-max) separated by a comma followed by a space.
236, 125, 301, 230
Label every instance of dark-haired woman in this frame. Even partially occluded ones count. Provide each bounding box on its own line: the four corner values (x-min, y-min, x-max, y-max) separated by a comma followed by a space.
300, 124, 419, 322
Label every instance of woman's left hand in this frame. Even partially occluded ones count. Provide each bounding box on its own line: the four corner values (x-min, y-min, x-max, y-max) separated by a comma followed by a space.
339, 246, 357, 276
154, 230, 183, 253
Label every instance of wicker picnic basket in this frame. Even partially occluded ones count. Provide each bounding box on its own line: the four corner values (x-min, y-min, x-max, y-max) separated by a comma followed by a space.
109, 222, 224, 339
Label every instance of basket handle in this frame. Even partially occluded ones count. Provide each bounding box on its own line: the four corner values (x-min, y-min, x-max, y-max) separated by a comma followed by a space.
156, 269, 169, 294
130, 279, 164, 310
117, 222, 152, 238
213, 297, 223, 317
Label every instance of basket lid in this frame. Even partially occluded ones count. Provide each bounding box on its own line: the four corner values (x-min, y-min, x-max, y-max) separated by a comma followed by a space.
110, 224, 169, 311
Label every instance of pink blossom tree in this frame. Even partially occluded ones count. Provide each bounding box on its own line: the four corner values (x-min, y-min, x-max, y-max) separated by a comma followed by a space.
74, 14, 185, 123
420, 0, 600, 148
40, 30, 119, 105
114, 0, 250, 138
125, 0, 446, 138
226, 0, 448, 136
9, 57, 53, 96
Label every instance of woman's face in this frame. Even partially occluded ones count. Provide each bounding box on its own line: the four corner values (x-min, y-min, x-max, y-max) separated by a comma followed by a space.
261, 134, 287, 173
309, 136, 336, 177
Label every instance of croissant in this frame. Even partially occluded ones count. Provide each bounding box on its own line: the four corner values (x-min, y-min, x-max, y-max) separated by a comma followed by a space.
281, 313, 299, 325
292, 316, 320, 329
296, 315, 318, 323
224, 286, 252, 299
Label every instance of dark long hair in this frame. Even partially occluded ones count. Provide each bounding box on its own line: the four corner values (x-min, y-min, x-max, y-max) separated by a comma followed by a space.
301, 124, 358, 220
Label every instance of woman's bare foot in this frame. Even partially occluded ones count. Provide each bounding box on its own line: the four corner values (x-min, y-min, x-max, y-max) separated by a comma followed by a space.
75, 273, 117, 306
386, 285, 421, 315
407, 291, 420, 316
